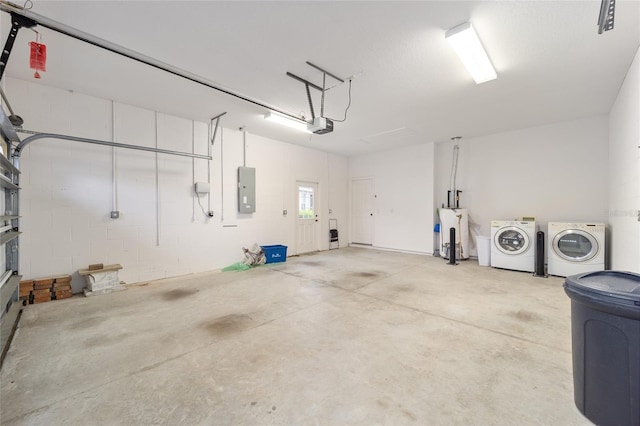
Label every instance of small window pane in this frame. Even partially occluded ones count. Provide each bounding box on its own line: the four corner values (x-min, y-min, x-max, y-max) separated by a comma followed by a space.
298, 186, 314, 219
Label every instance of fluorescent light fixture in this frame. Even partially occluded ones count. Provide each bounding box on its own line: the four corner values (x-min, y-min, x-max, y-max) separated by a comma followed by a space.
264, 111, 310, 133
445, 22, 497, 84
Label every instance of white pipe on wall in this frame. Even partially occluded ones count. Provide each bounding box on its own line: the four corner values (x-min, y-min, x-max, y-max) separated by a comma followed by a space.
207, 121, 212, 214
191, 120, 195, 222
208, 113, 225, 217
242, 129, 247, 167
449, 143, 460, 207
111, 100, 118, 214
220, 127, 224, 223
155, 111, 160, 246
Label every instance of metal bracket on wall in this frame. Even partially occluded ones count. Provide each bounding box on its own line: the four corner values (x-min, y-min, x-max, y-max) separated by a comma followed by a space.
0, 12, 37, 81
210, 112, 226, 146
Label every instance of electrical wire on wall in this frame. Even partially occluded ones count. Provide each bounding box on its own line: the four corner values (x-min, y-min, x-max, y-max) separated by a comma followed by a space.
195, 190, 208, 217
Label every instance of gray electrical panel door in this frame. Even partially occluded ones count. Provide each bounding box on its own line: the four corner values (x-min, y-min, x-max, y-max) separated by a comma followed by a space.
238, 167, 256, 213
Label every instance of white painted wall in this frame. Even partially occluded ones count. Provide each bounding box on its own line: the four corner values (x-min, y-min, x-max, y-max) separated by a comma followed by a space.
6, 78, 349, 292
434, 116, 609, 256
348, 143, 435, 254
608, 46, 640, 273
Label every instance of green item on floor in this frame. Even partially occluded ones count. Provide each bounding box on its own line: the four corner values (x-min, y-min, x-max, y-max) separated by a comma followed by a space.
222, 262, 251, 272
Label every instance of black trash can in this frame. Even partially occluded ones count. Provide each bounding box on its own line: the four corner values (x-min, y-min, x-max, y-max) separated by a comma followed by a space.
564, 271, 640, 426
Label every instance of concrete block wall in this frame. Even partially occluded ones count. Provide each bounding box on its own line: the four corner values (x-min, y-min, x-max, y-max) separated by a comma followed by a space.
7, 78, 349, 292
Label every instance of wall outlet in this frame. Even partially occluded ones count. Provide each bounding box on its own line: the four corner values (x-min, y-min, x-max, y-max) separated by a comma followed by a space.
283, 210, 287, 216
110, 211, 120, 219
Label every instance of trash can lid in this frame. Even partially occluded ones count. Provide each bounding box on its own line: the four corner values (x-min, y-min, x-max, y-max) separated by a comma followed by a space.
565, 271, 640, 303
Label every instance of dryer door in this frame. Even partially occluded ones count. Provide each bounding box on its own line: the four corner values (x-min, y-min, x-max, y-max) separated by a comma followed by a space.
552, 230, 598, 262
494, 226, 531, 255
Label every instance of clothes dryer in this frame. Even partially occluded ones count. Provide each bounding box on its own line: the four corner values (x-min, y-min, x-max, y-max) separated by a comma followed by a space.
547, 222, 605, 277
490, 220, 536, 272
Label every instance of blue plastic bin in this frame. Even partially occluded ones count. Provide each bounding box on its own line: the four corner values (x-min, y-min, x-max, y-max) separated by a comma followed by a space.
261, 245, 287, 263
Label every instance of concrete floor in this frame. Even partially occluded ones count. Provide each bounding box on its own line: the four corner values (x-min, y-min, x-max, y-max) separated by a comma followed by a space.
1, 247, 589, 425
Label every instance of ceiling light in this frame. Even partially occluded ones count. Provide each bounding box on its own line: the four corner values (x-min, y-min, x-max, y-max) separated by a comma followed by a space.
445, 22, 497, 84
264, 111, 310, 133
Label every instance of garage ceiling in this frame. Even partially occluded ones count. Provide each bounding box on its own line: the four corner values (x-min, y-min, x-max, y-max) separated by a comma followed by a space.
2, 1, 639, 156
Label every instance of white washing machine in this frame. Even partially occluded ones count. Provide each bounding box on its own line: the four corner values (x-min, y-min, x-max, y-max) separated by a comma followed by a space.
547, 222, 605, 277
491, 220, 536, 272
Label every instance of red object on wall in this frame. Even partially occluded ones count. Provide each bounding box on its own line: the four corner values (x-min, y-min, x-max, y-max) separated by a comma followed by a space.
29, 41, 46, 79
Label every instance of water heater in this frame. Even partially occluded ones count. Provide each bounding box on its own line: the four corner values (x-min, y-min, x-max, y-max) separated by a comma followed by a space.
439, 208, 470, 260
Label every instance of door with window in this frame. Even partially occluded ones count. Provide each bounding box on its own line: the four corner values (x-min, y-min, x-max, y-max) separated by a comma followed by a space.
351, 178, 374, 245
296, 182, 318, 254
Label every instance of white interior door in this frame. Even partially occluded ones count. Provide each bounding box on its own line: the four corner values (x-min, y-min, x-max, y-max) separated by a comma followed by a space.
351, 178, 374, 245
296, 182, 318, 254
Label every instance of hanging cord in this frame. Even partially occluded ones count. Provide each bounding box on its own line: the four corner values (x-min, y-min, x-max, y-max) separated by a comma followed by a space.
305, 83, 315, 120
326, 79, 352, 122
23, 0, 33, 9
195, 189, 208, 217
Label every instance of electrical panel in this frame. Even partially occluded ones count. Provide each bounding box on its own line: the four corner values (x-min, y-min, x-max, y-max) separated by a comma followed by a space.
238, 167, 255, 213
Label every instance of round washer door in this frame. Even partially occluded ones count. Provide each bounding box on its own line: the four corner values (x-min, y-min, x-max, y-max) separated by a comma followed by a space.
552, 230, 599, 262
494, 226, 530, 255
